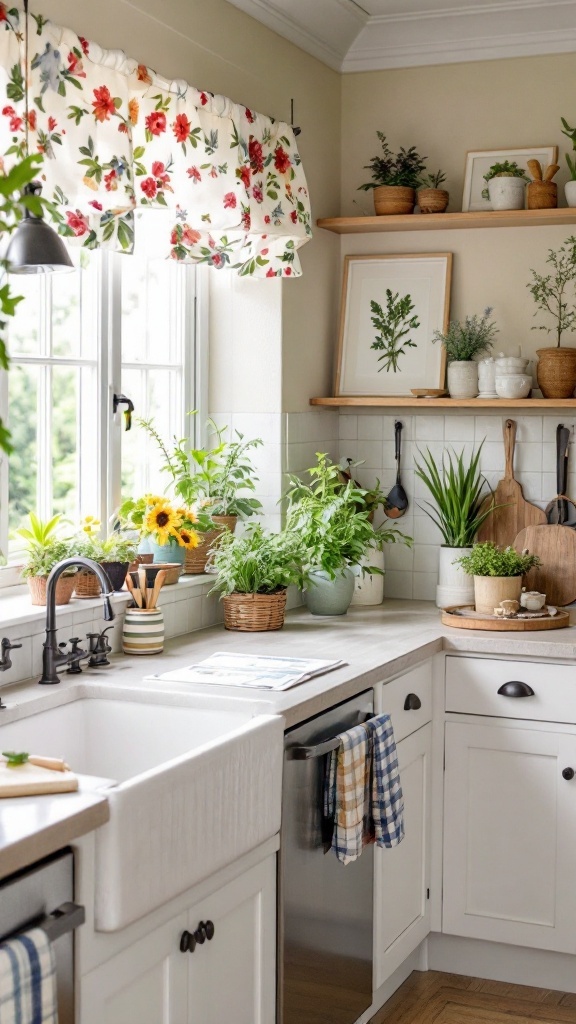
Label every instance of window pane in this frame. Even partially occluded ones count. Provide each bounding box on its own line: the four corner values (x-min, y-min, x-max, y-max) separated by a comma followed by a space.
9, 277, 41, 356
8, 364, 39, 535
52, 249, 99, 359
52, 365, 80, 520
121, 367, 183, 501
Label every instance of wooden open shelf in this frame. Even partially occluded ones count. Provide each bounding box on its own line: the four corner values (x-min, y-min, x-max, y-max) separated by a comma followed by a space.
317, 208, 576, 234
310, 396, 576, 409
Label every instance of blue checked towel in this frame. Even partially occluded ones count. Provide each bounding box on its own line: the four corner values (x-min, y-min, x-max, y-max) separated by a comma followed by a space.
324, 714, 404, 864
0, 927, 58, 1024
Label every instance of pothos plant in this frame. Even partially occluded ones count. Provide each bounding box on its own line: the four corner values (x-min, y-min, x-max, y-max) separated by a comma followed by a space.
370, 289, 420, 373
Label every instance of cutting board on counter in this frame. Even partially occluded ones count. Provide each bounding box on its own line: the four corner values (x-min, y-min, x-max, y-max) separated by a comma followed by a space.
514, 524, 576, 607
0, 762, 78, 798
478, 419, 546, 546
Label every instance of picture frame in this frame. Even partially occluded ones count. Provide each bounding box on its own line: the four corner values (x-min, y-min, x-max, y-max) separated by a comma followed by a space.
334, 253, 452, 397
462, 146, 558, 212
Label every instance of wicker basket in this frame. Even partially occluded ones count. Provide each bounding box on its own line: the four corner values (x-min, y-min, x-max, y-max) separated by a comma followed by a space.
28, 574, 76, 606
527, 181, 557, 210
417, 188, 449, 214
74, 570, 101, 598
536, 347, 576, 398
184, 515, 238, 575
222, 589, 287, 632
373, 185, 415, 216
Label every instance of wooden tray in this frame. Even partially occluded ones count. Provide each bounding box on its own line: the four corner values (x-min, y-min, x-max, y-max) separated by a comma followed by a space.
441, 605, 571, 631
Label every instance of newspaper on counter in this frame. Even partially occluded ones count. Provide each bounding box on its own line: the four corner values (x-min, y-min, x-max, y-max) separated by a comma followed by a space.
149, 651, 347, 690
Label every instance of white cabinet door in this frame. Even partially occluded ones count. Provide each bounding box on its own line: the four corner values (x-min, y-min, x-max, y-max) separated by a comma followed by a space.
80, 913, 188, 1024
187, 856, 276, 1024
374, 723, 432, 988
443, 720, 576, 952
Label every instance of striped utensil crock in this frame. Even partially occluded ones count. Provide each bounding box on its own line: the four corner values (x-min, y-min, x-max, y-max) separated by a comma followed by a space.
122, 608, 164, 655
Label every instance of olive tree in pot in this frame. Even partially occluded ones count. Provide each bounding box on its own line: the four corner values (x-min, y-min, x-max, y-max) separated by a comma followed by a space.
455, 542, 541, 614
433, 306, 498, 398
482, 160, 528, 211
527, 236, 576, 398
358, 133, 426, 215
414, 444, 497, 608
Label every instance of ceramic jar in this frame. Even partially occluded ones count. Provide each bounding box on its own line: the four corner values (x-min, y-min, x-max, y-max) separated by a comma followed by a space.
304, 566, 355, 616
495, 374, 532, 399
351, 547, 384, 606
565, 181, 576, 207
488, 177, 525, 211
520, 590, 546, 611
447, 360, 478, 399
436, 546, 474, 609
477, 358, 497, 398
122, 608, 164, 654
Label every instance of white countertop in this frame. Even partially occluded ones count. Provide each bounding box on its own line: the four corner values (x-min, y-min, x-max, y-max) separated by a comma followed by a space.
1, 598, 575, 879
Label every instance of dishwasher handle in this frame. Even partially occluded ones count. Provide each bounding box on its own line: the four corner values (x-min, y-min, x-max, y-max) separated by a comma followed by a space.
38, 902, 85, 942
287, 712, 375, 760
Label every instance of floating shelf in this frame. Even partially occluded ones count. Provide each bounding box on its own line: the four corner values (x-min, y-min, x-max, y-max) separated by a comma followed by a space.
317, 209, 576, 234
310, 397, 576, 409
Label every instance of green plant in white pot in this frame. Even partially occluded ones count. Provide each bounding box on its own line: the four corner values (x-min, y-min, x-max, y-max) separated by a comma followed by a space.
560, 116, 576, 207
482, 160, 528, 211
414, 444, 496, 609
455, 542, 541, 614
433, 307, 498, 399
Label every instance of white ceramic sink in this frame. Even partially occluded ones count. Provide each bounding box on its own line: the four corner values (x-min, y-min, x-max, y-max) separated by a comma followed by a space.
2, 696, 283, 931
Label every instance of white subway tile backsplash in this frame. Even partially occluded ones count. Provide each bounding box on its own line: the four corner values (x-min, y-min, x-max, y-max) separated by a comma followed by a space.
444, 415, 475, 442
414, 415, 445, 441
413, 544, 440, 574
475, 415, 506, 442
339, 415, 358, 440
383, 542, 414, 573
412, 572, 437, 602
358, 415, 385, 441
383, 570, 412, 600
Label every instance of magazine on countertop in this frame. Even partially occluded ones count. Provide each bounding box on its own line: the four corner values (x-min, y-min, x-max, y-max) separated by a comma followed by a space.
150, 652, 347, 691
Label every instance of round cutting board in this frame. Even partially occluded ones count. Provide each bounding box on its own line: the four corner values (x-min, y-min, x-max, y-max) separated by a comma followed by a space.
513, 524, 576, 607
441, 606, 571, 631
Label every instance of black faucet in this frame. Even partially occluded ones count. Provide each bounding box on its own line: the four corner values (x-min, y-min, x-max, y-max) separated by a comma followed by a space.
39, 557, 115, 685
0, 637, 22, 709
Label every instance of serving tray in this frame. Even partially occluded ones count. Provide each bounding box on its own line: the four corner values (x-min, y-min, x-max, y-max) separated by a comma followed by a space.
441, 605, 571, 632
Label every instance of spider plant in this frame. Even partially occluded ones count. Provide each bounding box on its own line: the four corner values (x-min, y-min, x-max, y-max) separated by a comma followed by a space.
414, 443, 496, 548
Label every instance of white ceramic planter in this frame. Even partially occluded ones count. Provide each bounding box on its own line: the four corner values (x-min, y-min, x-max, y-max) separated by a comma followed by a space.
565, 180, 576, 207
304, 566, 355, 616
488, 177, 525, 211
351, 547, 385, 606
436, 546, 474, 609
447, 360, 478, 399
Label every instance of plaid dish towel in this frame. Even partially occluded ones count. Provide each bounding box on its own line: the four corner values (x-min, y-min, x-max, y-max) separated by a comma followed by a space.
324, 723, 371, 865
0, 927, 58, 1024
366, 714, 404, 848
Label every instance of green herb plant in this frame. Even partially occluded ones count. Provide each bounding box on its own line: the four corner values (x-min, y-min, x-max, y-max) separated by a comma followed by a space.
561, 117, 576, 180
78, 532, 137, 564
208, 524, 307, 596
481, 160, 528, 199
140, 416, 263, 518
527, 236, 576, 347
358, 133, 427, 191
418, 170, 447, 189
2, 751, 29, 766
414, 444, 497, 547
16, 513, 78, 578
432, 306, 498, 362
370, 290, 420, 373
455, 542, 541, 578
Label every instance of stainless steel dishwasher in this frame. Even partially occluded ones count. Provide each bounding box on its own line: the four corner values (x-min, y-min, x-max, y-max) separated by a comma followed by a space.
279, 689, 374, 1024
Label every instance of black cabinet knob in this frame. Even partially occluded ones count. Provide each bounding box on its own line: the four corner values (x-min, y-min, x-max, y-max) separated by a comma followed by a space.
403, 693, 422, 711
194, 924, 206, 945
497, 680, 535, 698
202, 920, 215, 940
562, 767, 575, 781
180, 930, 196, 953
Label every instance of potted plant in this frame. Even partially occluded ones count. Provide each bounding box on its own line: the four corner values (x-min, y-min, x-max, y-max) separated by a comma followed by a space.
482, 161, 529, 211
527, 236, 576, 398
560, 117, 576, 207
118, 495, 201, 579
414, 444, 497, 608
455, 542, 541, 614
75, 516, 138, 595
208, 524, 306, 631
433, 306, 498, 398
358, 132, 427, 215
141, 417, 263, 573
17, 513, 78, 606
417, 169, 449, 214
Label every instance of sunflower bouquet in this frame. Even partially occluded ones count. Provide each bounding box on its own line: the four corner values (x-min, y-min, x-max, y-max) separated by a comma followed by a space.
118, 495, 204, 550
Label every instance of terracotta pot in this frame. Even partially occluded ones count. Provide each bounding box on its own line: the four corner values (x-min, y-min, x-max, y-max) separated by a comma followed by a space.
474, 575, 522, 615
28, 574, 76, 607
536, 347, 576, 399
417, 188, 449, 214
373, 185, 415, 216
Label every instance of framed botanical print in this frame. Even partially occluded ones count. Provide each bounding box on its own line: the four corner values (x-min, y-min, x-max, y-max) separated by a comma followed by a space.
334, 253, 452, 396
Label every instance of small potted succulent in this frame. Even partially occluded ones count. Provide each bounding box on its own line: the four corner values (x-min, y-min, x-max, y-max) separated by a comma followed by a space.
455, 542, 541, 614
482, 160, 528, 211
358, 132, 426, 215
17, 513, 78, 606
75, 516, 138, 595
527, 236, 576, 398
208, 524, 307, 631
417, 169, 449, 214
560, 117, 576, 207
433, 306, 498, 398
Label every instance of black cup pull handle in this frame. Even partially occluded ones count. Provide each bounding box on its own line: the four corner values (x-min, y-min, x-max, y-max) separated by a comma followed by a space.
404, 693, 422, 711
497, 680, 535, 698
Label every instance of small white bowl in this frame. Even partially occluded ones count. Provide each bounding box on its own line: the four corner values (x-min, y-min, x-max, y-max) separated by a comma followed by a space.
495, 374, 532, 399
495, 356, 531, 374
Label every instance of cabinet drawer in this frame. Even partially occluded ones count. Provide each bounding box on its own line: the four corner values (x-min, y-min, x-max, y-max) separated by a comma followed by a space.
377, 662, 432, 743
446, 656, 576, 725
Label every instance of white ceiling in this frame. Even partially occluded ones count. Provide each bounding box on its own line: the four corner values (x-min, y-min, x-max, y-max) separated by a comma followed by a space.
225, 0, 576, 72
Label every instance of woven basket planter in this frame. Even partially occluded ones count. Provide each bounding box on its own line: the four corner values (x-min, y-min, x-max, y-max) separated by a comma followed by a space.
184, 515, 238, 575
28, 574, 76, 607
536, 347, 576, 398
417, 188, 449, 214
74, 570, 101, 598
373, 185, 415, 216
527, 181, 557, 210
223, 589, 287, 632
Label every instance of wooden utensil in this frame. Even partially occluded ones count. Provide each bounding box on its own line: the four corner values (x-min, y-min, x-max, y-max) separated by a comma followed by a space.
385, 420, 408, 518
477, 419, 546, 545
138, 567, 148, 608
149, 569, 167, 610
125, 574, 142, 608
514, 524, 576, 606
545, 424, 576, 526
527, 159, 542, 181
543, 163, 560, 181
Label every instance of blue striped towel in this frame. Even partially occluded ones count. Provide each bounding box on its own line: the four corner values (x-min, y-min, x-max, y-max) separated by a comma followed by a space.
0, 927, 58, 1024
366, 714, 405, 848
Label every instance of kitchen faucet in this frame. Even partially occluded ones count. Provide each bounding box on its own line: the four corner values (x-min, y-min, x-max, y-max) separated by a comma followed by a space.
40, 557, 115, 685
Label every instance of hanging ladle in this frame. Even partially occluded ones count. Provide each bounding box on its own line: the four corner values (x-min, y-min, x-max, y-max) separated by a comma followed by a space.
385, 420, 409, 519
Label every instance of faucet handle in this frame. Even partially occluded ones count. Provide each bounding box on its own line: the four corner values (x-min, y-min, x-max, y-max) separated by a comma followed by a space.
0, 637, 22, 673
88, 627, 113, 667
2, 638, 22, 653
66, 638, 88, 675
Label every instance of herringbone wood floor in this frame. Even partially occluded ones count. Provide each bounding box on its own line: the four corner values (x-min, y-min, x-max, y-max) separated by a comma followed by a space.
370, 971, 576, 1024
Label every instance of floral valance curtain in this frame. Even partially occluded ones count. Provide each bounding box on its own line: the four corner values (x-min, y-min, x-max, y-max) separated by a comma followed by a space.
0, 8, 312, 276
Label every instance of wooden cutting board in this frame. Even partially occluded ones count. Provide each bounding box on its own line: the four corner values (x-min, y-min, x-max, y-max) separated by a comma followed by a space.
0, 762, 78, 798
513, 524, 576, 607
477, 419, 546, 546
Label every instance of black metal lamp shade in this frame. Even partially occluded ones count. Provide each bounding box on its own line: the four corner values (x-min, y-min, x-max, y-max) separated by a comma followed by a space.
6, 181, 74, 274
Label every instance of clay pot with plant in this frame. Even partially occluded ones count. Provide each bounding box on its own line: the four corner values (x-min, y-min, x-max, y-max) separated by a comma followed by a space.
358, 132, 427, 215
417, 169, 449, 214
482, 161, 529, 211
17, 513, 79, 606
528, 236, 576, 398
432, 307, 498, 399
455, 542, 541, 615
75, 516, 138, 596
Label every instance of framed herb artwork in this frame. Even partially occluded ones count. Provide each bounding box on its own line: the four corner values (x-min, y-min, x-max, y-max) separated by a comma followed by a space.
334, 253, 452, 396
462, 146, 558, 212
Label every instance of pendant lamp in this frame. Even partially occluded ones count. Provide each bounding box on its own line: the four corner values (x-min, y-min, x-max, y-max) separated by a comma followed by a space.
6, 0, 73, 274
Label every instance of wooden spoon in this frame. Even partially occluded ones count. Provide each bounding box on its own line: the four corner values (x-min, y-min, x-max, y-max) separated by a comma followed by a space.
543, 163, 560, 182
149, 569, 167, 610
138, 567, 148, 608
527, 159, 542, 181
125, 574, 142, 608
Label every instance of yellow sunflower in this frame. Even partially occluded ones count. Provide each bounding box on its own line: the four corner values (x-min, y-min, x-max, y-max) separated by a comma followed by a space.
144, 501, 181, 545
178, 528, 200, 549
